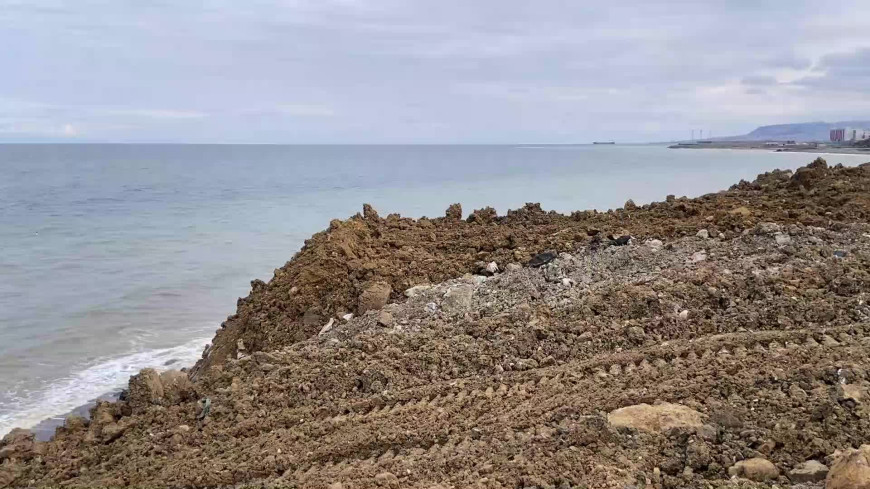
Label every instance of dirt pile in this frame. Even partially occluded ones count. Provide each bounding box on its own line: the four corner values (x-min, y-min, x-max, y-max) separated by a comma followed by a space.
2, 158, 870, 488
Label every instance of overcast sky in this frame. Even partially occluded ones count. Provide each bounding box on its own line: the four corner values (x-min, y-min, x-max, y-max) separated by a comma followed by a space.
2, 0, 869, 143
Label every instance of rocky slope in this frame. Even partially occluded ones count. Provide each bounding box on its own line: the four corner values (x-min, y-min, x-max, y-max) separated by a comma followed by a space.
2, 158, 870, 488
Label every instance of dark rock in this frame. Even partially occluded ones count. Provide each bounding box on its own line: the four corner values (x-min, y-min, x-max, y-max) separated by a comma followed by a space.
528, 252, 557, 268
612, 235, 632, 246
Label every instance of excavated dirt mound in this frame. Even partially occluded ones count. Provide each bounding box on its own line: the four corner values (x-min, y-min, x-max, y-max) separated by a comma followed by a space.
2, 158, 870, 489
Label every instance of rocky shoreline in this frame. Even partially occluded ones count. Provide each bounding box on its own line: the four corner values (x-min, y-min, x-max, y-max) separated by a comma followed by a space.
2, 158, 870, 488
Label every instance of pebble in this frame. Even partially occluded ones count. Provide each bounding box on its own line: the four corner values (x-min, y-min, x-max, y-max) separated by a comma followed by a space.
528, 251, 557, 268
485, 262, 499, 274
774, 232, 792, 246
833, 250, 848, 258
561, 278, 575, 287
678, 310, 689, 319
506, 263, 522, 272
341, 313, 353, 321
690, 251, 707, 263
696, 229, 709, 239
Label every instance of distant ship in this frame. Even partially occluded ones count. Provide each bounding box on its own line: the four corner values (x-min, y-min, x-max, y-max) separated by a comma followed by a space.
593, 141, 615, 145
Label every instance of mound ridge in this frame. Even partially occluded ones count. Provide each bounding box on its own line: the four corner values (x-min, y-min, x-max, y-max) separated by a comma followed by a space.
2, 158, 870, 488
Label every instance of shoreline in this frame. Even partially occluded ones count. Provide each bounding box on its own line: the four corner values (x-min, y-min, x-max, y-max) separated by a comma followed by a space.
668, 140, 870, 155
3, 158, 870, 487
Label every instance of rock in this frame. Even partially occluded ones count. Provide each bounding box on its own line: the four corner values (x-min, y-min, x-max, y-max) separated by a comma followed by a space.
362, 203, 379, 220
341, 313, 353, 321
442, 285, 474, 314
101, 422, 127, 443
445, 203, 463, 220
127, 368, 193, 410
485, 262, 499, 274
626, 326, 646, 342
729, 206, 752, 217
158, 369, 195, 404
678, 309, 689, 320
646, 239, 663, 251
838, 384, 864, 404
690, 251, 707, 263
374, 471, 400, 488
561, 278, 575, 287
404, 284, 432, 298
289, 286, 298, 296
467, 207, 497, 224
127, 368, 164, 408
319, 318, 335, 336
506, 263, 522, 272
376, 310, 394, 327
774, 232, 792, 246
624, 199, 637, 210
686, 440, 712, 469
826, 445, 870, 489
528, 251, 557, 268
727, 457, 779, 482
788, 460, 828, 483
0, 428, 35, 461
612, 235, 631, 246
607, 403, 704, 433
327, 483, 345, 489
755, 222, 782, 235
696, 229, 710, 239
834, 250, 848, 258
358, 281, 392, 313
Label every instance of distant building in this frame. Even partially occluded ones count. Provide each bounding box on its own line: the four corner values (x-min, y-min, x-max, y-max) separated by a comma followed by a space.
831, 127, 870, 142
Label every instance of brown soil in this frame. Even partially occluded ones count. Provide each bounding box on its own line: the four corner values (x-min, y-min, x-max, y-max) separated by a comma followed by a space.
2, 158, 870, 488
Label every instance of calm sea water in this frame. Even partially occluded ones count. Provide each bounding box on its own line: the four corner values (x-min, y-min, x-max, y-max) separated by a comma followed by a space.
1, 144, 867, 436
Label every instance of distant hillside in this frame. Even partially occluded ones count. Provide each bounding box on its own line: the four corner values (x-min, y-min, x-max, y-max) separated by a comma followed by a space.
721, 120, 870, 142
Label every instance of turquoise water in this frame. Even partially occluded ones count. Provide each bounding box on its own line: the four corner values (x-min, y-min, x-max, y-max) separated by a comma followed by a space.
1, 143, 867, 435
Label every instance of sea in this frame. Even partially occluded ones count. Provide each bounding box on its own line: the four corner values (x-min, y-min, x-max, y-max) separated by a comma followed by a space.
1, 143, 868, 437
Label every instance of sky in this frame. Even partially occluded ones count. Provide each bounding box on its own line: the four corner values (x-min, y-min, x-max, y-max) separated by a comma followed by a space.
1, 0, 870, 143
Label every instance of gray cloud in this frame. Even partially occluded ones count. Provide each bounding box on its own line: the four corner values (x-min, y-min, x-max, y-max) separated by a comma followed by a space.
1, 0, 869, 142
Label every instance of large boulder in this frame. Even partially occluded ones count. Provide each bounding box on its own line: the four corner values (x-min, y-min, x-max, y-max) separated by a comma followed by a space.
827, 445, 870, 489
728, 457, 779, 482
127, 368, 194, 411
358, 281, 392, 314
607, 402, 704, 433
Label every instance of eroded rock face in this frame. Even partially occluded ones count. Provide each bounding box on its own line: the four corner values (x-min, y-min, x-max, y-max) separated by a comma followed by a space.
607, 403, 704, 433
728, 457, 779, 481
358, 281, 392, 314
827, 445, 870, 489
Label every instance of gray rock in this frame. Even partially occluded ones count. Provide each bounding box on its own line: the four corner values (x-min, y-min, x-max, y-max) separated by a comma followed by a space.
690, 251, 707, 263
788, 460, 828, 483
485, 262, 499, 274
506, 263, 522, 272
774, 232, 792, 246
404, 284, 432, 298
696, 229, 710, 239
646, 239, 663, 251
442, 285, 474, 314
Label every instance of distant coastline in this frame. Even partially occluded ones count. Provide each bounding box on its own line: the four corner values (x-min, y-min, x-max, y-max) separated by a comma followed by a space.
668, 140, 870, 155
